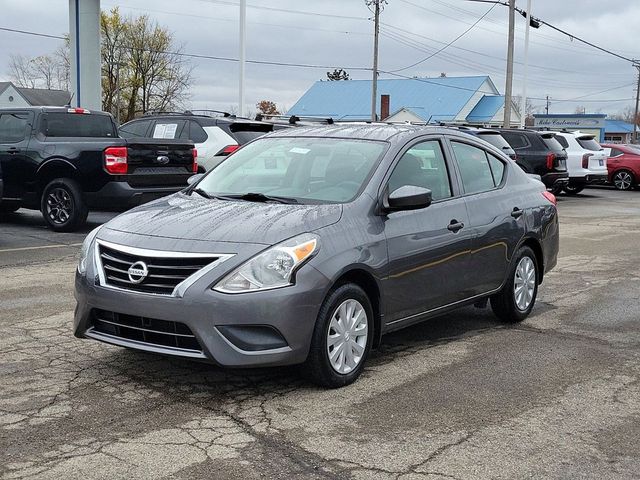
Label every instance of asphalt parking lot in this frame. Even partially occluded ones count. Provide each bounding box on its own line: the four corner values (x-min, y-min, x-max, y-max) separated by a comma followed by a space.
1, 187, 639, 480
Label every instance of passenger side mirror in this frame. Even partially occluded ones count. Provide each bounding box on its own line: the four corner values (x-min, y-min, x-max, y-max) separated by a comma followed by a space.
187, 173, 204, 186
384, 185, 432, 212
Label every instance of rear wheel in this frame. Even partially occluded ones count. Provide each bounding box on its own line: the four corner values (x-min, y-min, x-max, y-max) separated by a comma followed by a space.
305, 283, 373, 388
550, 184, 564, 196
40, 178, 88, 232
612, 170, 634, 191
490, 246, 538, 323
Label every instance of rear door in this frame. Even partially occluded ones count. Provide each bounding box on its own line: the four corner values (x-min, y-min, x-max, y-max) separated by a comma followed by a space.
448, 139, 524, 295
382, 137, 473, 326
0, 111, 34, 199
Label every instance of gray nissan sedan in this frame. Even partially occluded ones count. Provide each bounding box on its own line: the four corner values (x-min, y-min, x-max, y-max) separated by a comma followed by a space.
74, 124, 559, 387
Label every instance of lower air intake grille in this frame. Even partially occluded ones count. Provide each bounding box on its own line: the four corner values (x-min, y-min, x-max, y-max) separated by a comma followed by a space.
91, 309, 202, 352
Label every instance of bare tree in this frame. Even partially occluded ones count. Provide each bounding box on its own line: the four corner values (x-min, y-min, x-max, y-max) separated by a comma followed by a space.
8, 54, 36, 88
326, 68, 350, 81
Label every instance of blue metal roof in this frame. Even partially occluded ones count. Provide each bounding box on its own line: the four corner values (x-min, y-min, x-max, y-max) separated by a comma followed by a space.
287, 76, 495, 121
465, 95, 504, 122
605, 119, 636, 134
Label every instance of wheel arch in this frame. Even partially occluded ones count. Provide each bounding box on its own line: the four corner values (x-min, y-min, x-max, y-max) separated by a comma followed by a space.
36, 158, 79, 193
331, 267, 383, 348
518, 236, 545, 284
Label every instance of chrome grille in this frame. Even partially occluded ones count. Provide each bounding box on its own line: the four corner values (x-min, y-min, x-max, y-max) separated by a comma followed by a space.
98, 243, 219, 295
91, 309, 201, 352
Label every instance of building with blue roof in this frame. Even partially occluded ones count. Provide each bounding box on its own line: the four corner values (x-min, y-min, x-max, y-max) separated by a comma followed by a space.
604, 119, 637, 143
287, 75, 521, 126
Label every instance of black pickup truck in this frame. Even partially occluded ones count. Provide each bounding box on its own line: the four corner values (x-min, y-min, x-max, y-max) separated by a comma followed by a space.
0, 107, 196, 231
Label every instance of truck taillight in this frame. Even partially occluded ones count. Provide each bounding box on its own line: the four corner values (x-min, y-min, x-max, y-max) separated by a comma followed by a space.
67, 107, 90, 114
546, 152, 556, 170
192, 148, 198, 173
104, 146, 128, 174
582, 153, 593, 169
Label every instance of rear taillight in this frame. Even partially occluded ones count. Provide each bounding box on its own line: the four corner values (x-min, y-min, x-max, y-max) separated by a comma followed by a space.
104, 146, 128, 174
546, 152, 556, 170
215, 144, 240, 156
542, 191, 557, 206
192, 148, 198, 173
582, 153, 593, 169
67, 107, 90, 114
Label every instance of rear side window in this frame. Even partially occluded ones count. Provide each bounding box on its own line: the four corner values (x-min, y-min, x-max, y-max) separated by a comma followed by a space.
0, 112, 31, 143
151, 120, 186, 139
576, 137, 601, 151
477, 132, 511, 151
41, 113, 116, 137
555, 136, 569, 149
541, 135, 564, 152
451, 142, 499, 195
189, 121, 208, 143
501, 132, 530, 149
119, 119, 151, 138
609, 148, 623, 157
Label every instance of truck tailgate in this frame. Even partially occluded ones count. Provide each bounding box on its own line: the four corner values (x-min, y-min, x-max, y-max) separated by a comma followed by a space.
125, 138, 195, 187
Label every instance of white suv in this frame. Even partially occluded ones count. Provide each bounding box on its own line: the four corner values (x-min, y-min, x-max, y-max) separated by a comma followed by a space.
554, 131, 608, 195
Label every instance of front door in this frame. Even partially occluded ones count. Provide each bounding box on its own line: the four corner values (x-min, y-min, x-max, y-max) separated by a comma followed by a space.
382, 138, 473, 325
0, 111, 34, 200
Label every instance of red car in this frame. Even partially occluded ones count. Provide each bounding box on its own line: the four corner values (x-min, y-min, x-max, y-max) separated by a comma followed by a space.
601, 143, 640, 190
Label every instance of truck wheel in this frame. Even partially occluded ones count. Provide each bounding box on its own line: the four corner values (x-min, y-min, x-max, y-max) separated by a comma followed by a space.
40, 178, 88, 232
490, 246, 538, 323
305, 283, 373, 388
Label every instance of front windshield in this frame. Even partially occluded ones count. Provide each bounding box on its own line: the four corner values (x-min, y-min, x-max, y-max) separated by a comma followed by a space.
194, 137, 387, 204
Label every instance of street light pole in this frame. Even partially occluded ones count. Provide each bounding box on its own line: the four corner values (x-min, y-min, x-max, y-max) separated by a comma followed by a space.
520, 0, 532, 128
370, 0, 381, 122
238, 0, 246, 117
503, 0, 515, 128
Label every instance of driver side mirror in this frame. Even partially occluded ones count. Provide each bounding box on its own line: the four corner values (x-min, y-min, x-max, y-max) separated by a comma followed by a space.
187, 173, 204, 186
384, 185, 432, 213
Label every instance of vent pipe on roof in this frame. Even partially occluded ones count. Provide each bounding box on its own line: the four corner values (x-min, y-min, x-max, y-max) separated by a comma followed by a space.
381, 94, 390, 120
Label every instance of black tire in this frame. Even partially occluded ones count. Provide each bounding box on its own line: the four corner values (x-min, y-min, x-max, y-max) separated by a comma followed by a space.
40, 178, 88, 232
305, 283, 374, 388
550, 185, 564, 196
563, 184, 584, 195
490, 246, 538, 323
612, 170, 635, 191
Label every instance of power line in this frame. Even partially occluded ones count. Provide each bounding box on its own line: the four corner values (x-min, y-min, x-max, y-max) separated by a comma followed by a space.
0, 26, 65, 40
389, 2, 497, 73
195, 0, 368, 21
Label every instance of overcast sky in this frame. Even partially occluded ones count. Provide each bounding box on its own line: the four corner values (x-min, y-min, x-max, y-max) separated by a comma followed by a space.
2, 0, 639, 116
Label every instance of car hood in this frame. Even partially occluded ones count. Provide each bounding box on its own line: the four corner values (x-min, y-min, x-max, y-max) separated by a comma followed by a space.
101, 193, 343, 246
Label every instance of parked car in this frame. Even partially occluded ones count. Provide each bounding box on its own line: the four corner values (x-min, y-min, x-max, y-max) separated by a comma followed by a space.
0, 155, 3, 209
0, 107, 196, 231
74, 124, 559, 388
499, 129, 569, 193
553, 131, 608, 194
601, 143, 640, 190
448, 126, 518, 160
119, 111, 273, 172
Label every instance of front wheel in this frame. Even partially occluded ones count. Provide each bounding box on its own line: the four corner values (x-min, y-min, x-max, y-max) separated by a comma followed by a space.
305, 283, 373, 388
40, 178, 88, 232
550, 184, 564, 196
490, 246, 538, 323
612, 170, 635, 191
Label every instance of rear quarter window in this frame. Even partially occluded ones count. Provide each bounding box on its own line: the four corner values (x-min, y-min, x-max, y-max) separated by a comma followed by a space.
541, 135, 564, 152
576, 138, 602, 151
501, 132, 530, 149
555, 136, 569, 149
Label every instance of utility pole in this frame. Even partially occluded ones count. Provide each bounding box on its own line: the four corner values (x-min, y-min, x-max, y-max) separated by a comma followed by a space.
519, 0, 532, 128
545, 95, 549, 114
238, 0, 246, 117
369, 0, 382, 122
503, 0, 515, 128
633, 62, 640, 143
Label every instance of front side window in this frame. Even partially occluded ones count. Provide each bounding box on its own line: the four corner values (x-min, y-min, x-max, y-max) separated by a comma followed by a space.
451, 141, 499, 195
0, 112, 30, 143
387, 140, 452, 201
195, 137, 387, 204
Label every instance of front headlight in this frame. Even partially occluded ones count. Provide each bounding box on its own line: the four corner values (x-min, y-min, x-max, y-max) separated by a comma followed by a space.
77, 226, 101, 275
213, 233, 319, 293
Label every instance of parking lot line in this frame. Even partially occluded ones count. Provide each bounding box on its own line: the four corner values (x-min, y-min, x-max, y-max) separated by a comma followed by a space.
0, 243, 82, 253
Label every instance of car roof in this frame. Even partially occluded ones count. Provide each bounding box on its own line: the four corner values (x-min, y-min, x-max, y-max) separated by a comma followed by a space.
266, 123, 461, 142
126, 114, 269, 127
0, 106, 111, 116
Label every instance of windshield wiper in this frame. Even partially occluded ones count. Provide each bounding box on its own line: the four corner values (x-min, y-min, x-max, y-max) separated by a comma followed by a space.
192, 188, 214, 199
223, 192, 299, 204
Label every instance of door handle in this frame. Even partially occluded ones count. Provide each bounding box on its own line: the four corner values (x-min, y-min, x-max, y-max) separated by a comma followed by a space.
447, 220, 464, 233
511, 207, 523, 219
7, 147, 19, 154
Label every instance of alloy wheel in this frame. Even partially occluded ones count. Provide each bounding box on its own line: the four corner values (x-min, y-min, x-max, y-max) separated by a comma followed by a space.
514, 256, 536, 311
46, 187, 73, 225
613, 171, 633, 190
326, 299, 368, 374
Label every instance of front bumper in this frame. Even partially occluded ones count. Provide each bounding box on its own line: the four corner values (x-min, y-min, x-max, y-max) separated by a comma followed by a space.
73, 259, 330, 368
85, 181, 185, 210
